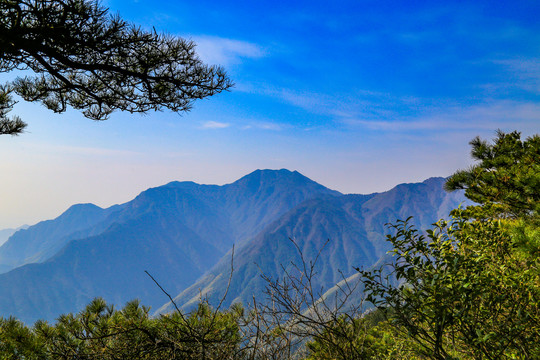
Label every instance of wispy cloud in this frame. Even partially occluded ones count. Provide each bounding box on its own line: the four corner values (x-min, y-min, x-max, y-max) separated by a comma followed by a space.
344, 101, 540, 133
191, 36, 265, 66
241, 122, 283, 131
201, 121, 230, 129
491, 58, 540, 94
241, 84, 419, 121
240, 84, 376, 117
241, 79, 540, 136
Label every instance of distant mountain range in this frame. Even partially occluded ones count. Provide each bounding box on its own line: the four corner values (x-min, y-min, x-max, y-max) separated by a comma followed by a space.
0, 170, 466, 324
157, 177, 465, 315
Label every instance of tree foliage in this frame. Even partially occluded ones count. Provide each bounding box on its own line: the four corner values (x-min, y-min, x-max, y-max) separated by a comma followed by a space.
1, 298, 244, 359
304, 311, 422, 360
359, 215, 539, 359
445, 130, 539, 219
356, 130, 540, 359
0, 0, 233, 135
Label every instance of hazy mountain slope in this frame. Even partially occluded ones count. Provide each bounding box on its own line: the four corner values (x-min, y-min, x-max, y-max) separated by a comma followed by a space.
0, 228, 17, 247
0, 226, 29, 273
0, 169, 341, 323
0, 225, 30, 247
0, 210, 223, 324
157, 177, 466, 315
0, 195, 216, 322
0, 204, 123, 272
102, 184, 236, 252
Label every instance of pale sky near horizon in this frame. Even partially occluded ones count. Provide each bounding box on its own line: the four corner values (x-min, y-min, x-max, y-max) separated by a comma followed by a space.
0, 0, 539, 229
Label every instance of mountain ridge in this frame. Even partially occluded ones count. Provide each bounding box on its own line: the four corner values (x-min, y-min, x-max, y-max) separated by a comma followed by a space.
157, 177, 466, 315
0, 203, 125, 271
0, 171, 466, 324
0, 169, 342, 323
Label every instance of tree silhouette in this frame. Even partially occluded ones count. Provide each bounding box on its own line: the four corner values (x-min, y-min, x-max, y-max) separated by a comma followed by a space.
0, 0, 233, 135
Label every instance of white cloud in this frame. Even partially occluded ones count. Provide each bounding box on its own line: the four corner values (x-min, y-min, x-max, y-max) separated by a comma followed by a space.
190, 36, 265, 66
201, 121, 230, 129
240, 84, 370, 118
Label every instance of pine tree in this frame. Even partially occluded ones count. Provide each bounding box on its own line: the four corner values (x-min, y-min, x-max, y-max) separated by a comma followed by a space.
445, 130, 540, 219
0, 0, 233, 135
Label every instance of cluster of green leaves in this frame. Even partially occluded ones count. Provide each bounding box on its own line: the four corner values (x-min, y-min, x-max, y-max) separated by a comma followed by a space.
358, 214, 539, 359
445, 130, 539, 219
304, 310, 423, 360
0, 86, 26, 134
0, 298, 244, 360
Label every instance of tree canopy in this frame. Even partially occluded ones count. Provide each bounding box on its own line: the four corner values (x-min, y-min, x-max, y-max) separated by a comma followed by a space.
0, 0, 233, 135
445, 130, 540, 219
357, 131, 540, 359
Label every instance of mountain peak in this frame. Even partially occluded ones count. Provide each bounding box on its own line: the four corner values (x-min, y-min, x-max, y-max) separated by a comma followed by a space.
422, 177, 446, 185
241, 168, 296, 179
232, 169, 329, 190
62, 203, 103, 217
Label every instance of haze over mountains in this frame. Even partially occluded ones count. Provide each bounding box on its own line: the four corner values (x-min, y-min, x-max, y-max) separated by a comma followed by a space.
0, 170, 466, 323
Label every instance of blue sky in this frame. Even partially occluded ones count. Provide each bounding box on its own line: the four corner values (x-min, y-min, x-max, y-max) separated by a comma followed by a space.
0, 0, 539, 229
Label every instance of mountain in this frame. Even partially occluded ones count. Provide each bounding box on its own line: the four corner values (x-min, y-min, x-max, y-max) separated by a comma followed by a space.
0, 229, 15, 248
0, 204, 123, 273
0, 169, 340, 323
0, 171, 467, 324
0, 225, 28, 247
218, 169, 341, 242
156, 177, 467, 315
0, 225, 29, 273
